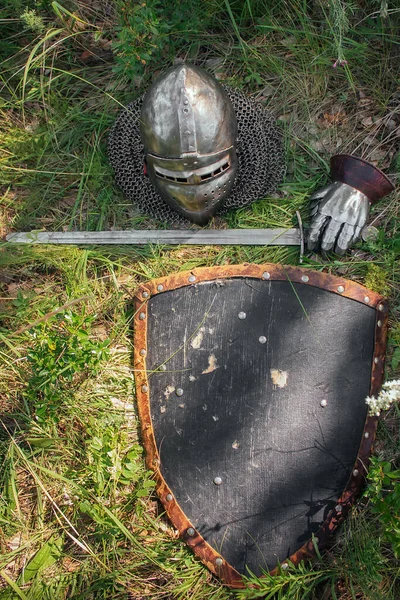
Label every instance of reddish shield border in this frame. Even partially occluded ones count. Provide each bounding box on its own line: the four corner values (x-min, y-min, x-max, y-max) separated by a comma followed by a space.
133, 264, 388, 588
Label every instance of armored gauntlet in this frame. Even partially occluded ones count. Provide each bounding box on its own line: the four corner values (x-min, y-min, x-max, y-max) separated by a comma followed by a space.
308, 155, 394, 254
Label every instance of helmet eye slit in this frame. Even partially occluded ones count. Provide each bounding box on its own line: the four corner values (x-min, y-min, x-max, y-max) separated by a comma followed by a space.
154, 168, 189, 183
153, 158, 231, 185
201, 161, 230, 180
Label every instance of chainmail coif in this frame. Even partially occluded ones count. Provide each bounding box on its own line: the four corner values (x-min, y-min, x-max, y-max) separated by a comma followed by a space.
108, 87, 286, 225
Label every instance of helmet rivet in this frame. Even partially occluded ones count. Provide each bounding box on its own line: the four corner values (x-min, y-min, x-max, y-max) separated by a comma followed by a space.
374, 357, 379, 364
378, 304, 384, 312
176, 388, 184, 397
259, 336, 267, 344
187, 527, 195, 537
364, 432, 370, 439
238, 312, 246, 320
142, 291, 149, 298
166, 493, 173, 501
301, 275, 309, 283
215, 557, 223, 566
188, 275, 196, 283
139, 312, 146, 320
353, 469, 359, 477
140, 349, 146, 356
213, 476, 222, 485
262, 271, 271, 280
364, 296, 370, 303
282, 562, 289, 570
320, 399, 327, 408
377, 320, 382, 327
157, 284, 164, 292
337, 285, 345, 293
141, 385, 148, 393
335, 504, 342, 513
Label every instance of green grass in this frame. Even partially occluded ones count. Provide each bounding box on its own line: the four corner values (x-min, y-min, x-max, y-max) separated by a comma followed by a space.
0, 0, 399, 598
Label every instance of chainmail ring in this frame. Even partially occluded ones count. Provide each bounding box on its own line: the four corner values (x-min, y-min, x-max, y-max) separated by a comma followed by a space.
108, 87, 286, 224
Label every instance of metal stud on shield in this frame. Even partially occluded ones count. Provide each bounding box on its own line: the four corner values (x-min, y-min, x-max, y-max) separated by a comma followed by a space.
133, 264, 387, 587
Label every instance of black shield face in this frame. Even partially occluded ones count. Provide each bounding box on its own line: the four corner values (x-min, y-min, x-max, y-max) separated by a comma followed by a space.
133, 265, 387, 586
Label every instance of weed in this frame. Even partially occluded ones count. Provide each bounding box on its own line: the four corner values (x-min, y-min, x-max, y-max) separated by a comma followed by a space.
365, 453, 400, 558
20, 8, 46, 34
112, 0, 221, 84
112, 1, 172, 82
237, 561, 334, 599
319, 0, 357, 68
82, 419, 147, 496
24, 310, 110, 422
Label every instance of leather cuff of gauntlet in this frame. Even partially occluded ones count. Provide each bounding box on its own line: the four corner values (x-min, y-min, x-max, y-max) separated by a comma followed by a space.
331, 154, 395, 204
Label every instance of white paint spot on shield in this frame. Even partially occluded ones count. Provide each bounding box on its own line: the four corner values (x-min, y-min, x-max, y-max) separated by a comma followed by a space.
270, 369, 288, 388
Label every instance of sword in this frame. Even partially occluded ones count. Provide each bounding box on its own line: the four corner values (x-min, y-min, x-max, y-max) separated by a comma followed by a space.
6, 227, 305, 256
6, 212, 306, 259
6, 214, 304, 243
6, 227, 304, 245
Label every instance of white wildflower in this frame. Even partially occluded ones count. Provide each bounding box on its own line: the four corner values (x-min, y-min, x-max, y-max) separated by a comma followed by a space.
382, 379, 400, 390
365, 379, 400, 416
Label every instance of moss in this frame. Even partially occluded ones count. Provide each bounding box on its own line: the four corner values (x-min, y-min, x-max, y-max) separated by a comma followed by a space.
364, 264, 391, 296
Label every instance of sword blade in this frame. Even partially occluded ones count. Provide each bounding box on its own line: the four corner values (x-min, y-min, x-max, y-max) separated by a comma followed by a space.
6, 228, 302, 246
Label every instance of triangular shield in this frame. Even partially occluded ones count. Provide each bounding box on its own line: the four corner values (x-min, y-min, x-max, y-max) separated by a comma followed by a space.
133, 264, 387, 586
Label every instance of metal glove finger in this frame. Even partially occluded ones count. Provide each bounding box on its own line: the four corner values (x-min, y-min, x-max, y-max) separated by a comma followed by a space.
335, 223, 364, 255
334, 223, 356, 255
320, 219, 344, 252
352, 224, 363, 243
310, 201, 320, 218
307, 213, 330, 251
309, 196, 326, 216
309, 184, 331, 202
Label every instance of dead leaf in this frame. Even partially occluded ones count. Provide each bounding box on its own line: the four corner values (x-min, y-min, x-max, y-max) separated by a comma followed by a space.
361, 116, 374, 127
322, 111, 346, 126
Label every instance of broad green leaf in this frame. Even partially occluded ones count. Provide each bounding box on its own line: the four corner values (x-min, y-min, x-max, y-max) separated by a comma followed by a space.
25, 437, 55, 448
18, 535, 63, 585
